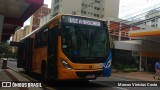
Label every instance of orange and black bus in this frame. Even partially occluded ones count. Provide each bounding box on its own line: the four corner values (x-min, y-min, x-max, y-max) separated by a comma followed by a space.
17, 14, 112, 81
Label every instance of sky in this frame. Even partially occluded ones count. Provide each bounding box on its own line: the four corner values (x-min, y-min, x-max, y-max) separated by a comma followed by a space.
44, 0, 51, 8
23, 0, 160, 27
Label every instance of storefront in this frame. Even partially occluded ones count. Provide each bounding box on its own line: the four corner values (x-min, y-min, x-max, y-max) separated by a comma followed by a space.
112, 49, 139, 71
112, 49, 160, 72
140, 51, 160, 72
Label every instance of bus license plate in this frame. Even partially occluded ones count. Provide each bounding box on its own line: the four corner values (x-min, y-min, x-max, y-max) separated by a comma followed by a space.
86, 75, 95, 79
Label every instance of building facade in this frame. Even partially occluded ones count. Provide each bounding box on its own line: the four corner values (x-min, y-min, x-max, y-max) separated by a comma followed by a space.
12, 25, 31, 42
144, 9, 160, 27
30, 4, 51, 31
11, 25, 31, 52
103, 17, 141, 41
39, 14, 51, 27
51, 0, 119, 18
12, 4, 51, 43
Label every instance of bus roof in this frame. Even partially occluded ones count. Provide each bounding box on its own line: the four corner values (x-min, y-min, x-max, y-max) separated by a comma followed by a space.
20, 14, 106, 41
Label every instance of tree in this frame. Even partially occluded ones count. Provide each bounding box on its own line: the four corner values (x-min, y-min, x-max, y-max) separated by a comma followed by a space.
0, 42, 17, 60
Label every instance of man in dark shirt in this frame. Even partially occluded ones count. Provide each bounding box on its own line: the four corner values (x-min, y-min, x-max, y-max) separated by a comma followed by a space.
153, 61, 160, 80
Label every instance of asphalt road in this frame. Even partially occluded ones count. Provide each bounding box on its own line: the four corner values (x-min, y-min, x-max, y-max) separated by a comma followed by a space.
5, 60, 160, 90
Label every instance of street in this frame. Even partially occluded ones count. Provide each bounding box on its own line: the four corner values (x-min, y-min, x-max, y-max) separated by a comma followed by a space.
4, 60, 160, 90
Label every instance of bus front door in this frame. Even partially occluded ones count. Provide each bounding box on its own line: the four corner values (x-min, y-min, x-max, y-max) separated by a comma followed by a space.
47, 26, 58, 80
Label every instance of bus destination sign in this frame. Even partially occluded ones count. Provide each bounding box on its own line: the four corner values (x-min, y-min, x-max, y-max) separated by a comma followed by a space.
62, 16, 102, 27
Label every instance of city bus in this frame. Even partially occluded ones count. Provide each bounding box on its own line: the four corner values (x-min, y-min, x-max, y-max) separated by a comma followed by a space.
17, 14, 112, 81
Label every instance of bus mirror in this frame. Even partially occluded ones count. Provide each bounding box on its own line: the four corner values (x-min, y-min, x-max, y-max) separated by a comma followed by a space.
109, 35, 114, 49
9, 41, 19, 47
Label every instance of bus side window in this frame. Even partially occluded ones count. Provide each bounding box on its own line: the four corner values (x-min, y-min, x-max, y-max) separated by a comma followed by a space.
35, 31, 41, 48
35, 28, 48, 48
41, 28, 48, 46
35, 34, 37, 48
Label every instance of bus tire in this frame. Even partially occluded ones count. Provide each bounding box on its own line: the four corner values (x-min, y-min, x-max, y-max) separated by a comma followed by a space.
41, 61, 47, 81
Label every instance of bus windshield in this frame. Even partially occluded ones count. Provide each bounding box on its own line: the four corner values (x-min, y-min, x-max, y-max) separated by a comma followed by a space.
62, 25, 110, 58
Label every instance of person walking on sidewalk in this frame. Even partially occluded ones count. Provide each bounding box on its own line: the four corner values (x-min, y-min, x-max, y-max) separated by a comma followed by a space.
153, 61, 160, 80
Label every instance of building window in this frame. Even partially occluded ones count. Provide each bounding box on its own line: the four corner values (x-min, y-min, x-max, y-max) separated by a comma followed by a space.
151, 19, 156, 22
113, 36, 118, 41
151, 24, 155, 27
101, 15, 104, 18
82, 3, 84, 6
156, 24, 158, 27
95, 0, 100, 3
55, 0, 59, 3
151, 19, 158, 22
85, 4, 87, 7
36, 20, 39, 22
94, 7, 100, 10
54, 5, 59, 11
97, 14, 99, 17
72, 11, 76, 15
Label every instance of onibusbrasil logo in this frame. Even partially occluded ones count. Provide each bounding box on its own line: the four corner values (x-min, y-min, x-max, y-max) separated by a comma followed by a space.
1, 82, 42, 88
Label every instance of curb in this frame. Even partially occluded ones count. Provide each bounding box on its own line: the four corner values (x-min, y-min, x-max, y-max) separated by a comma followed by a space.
7, 67, 55, 90
4, 69, 29, 90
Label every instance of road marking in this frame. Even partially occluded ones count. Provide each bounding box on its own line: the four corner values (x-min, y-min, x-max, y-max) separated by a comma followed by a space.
109, 77, 131, 81
113, 87, 129, 90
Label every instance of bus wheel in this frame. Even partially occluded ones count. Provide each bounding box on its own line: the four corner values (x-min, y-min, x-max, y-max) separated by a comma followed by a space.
41, 61, 47, 81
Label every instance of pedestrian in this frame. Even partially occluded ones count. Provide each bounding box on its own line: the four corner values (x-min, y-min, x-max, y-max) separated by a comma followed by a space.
153, 61, 160, 80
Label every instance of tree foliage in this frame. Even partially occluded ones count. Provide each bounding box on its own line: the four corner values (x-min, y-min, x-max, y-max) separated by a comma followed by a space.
0, 42, 17, 59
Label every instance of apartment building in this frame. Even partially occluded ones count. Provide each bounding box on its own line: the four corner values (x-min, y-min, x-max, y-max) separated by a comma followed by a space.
30, 4, 51, 31
51, 0, 119, 18
11, 25, 31, 52
144, 9, 160, 27
40, 14, 51, 27
12, 4, 51, 44
103, 17, 141, 41
12, 25, 31, 43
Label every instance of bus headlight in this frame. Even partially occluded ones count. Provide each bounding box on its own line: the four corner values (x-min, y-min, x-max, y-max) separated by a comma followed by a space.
61, 59, 73, 70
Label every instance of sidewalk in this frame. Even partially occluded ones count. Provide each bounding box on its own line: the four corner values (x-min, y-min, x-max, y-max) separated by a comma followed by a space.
112, 71, 159, 81
0, 62, 43, 90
